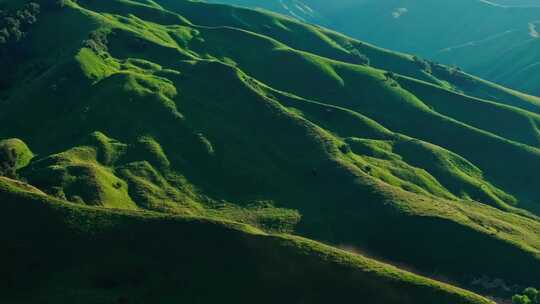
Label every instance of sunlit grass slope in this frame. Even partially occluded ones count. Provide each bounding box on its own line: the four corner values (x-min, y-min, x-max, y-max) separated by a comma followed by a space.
1, 0, 540, 301
208, 0, 540, 97
0, 177, 494, 304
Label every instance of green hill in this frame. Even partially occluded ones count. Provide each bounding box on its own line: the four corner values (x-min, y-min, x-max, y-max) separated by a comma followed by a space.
207, 0, 540, 96
1, 0, 540, 302
1, 176, 495, 304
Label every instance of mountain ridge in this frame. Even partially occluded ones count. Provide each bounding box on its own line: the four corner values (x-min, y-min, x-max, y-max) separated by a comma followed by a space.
1, 0, 540, 302
207, 0, 540, 96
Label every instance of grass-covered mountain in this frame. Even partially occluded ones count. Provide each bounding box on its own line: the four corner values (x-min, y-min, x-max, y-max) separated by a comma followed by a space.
2, 0, 540, 302
2, 176, 496, 304
208, 0, 540, 96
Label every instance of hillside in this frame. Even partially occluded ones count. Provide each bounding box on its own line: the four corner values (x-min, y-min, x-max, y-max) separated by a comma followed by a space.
1, 0, 540, 302
208, 0, 540, 96
1, 176, 494, 304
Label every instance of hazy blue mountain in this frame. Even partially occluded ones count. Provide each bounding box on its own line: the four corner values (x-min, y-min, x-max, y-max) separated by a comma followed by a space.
208, 0, 540, 96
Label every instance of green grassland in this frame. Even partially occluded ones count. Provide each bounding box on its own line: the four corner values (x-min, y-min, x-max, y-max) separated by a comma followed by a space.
1, 0, 540, 302
208, 0, 540, 97
0, 177, 493, 304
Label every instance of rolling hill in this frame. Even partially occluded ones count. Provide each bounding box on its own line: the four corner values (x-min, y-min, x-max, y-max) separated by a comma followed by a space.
1, 0, 540, 302
207, 0, 540, 96
1, 176, 494, 304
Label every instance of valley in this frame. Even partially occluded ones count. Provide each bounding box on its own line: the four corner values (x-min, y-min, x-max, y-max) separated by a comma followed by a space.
1, 0, 540, 303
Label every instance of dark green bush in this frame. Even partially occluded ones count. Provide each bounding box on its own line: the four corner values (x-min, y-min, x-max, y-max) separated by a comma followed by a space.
339, 144, 351, 154
513, 287, 540, 304
0, 2, 41, 89
0, 2, 40, 45
350, 49, 370, 66
384, 71, 396, 80
0, 147, 17, 178
413, 56, 432, 73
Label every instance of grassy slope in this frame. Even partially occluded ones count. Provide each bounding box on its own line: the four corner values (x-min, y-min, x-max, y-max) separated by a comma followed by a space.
157, 0, 540, 211
184, 0, 540, 114
208, 0, 540, 96
481, 37, 540, 96
0, 177, 493, 304
158, 12, 540, 210
1, 0, 540, 300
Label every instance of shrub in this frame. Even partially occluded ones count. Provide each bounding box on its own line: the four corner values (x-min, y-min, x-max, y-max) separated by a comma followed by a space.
384, 71, 396, 81
35, 0, 69, 10
0, 147, 17, 178
0, 2, 40, 88
412, 55, 431, 73
513, 287, 540, 304
364, 166, 372, 174
524, 288, 540, 304
0, 2, 40, 44
56, 0, 69, 8
350, 49, 370, 66
339, 144, 351, 154
82, 30, 109, 53
513, 295, 532, 304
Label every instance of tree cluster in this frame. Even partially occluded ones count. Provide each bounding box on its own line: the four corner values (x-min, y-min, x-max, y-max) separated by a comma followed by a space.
384, 71, 396, 80
412, 55, 432, 74
0, 2, 40, 46
0, 2, 41, 90
83, 30, 109, 54
0, 146, 18, 179
383, 71, 399, 87
343, 43, 370, 66
513, 287, 540, 304
350, 49, 370, 66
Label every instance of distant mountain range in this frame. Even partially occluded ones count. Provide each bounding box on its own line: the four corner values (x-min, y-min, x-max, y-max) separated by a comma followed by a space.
490, 0, 540, 6
209, 0, 540, 96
